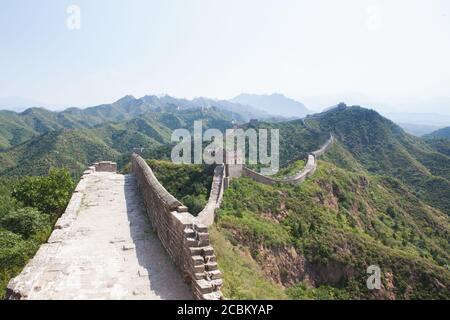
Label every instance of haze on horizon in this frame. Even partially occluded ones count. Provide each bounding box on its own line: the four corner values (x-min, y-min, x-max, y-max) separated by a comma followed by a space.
1, 0, 450, 114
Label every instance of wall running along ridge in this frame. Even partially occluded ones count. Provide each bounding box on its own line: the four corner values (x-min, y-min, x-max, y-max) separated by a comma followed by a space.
239, 134, 334, 186
195, 164, 225, 227
131, 154, 223, 300
6, 161, 117, 299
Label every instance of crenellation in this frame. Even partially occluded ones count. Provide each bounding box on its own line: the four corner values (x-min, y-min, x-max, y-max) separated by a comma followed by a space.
238, 133, 334, 186
131, 154, 223, 300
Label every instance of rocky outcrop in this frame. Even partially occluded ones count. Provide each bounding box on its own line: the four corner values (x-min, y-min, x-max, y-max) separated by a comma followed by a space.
131, 154, 223, 300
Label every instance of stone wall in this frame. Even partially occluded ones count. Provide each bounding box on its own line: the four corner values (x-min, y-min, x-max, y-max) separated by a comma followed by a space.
94, 161, 117, 173
6, 163, 102, 299
242, 166, 277, 185
81, 161, 117, 176
131, 154, 223, 300
311, 134, 334, 158
195, 164, 225, 226
238, 133, 334, 186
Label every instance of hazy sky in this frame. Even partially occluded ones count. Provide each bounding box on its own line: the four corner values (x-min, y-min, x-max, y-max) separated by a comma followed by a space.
1, 0, 450, 112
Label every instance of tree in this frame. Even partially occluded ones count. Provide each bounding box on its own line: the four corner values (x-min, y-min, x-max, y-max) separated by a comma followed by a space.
13, 168, 75, 215
0, 207, 50, 239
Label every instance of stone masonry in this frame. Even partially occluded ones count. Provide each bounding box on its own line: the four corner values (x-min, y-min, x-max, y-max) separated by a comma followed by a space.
7, 165, 192, 299
131, 154, 223, 300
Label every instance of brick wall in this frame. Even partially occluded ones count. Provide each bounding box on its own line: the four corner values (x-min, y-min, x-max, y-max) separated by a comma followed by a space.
131, 154, 223, 300
195, 164, 225, 226
239, 133, 333, 186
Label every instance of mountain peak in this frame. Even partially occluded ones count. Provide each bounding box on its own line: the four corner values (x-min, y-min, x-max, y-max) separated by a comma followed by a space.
231, 93, 312, 118
115, 95, 137, 103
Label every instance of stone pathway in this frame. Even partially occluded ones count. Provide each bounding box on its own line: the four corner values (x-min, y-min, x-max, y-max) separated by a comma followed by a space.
24, 172, 192, 300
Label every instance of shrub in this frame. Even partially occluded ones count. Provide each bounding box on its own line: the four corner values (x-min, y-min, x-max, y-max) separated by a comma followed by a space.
0, 207, 50, 240
13, 168, 75, 215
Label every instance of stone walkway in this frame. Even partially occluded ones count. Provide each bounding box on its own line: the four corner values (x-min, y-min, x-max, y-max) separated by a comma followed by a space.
23, 172, 192, 300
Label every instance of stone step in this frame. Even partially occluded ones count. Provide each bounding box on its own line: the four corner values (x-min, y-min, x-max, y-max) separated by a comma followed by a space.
202, 291, 222, 300
211, 279, 223, 289
204, 255, 216, 263
191, 255, 205, 266
196, 232, 209, 241
205, 261, 218, 271
185, 237, 198, 247
189, 245, 214, 256
193, 264, 205, 273
194, 272, 206, 280
194, 279, 213, 295
201, 246, 214, 256
195, 269, 222, 281
206, 270, 221, 280
194, 224, 208, 233
183, 228, 195, 238
196, 232, 210, 246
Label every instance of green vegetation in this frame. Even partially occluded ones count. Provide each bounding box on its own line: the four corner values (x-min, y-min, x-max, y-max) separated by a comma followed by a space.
209, 227, 288, 300
241, 120, 327, 168
0, 169, 74, 299
0, 130, 121, 178
425, 137, 450, 157
286, 283, 351, 300
1, 100, 449, 300
0, 104, 235, 177
146, 160, 214, 215
212, 161, 450, 299
271, 160, 305, 179
305, 107, 450, 214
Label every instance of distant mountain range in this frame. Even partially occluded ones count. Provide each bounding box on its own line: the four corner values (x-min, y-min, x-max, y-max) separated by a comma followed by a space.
0, 96, 52, 112
231, 93, 312, 118
397, 123, 445, 137
0, 98, 238, 176
383, 112, 450, 127
0, 94, 271, 150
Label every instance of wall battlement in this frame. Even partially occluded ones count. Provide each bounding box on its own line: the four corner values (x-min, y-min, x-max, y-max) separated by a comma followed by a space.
6, 162, 108, 299
235, 133, 334, 186
195, 164, 225, 226
131, 154, 223, 300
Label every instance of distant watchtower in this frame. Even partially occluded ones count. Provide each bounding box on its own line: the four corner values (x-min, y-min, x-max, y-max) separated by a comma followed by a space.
337, 102, 347, 109
133, 147, 144, 155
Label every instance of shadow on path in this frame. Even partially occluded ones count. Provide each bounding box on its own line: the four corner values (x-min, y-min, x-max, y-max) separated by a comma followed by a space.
123, 174, 193, 300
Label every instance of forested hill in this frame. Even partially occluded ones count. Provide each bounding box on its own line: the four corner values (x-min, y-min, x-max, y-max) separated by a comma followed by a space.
0, 105, 235, 177
303, 106, 450, 214
1, 98, 449, 300
0, 95, 269, 151
208, 106, 450, 300
424, 126, 450, 139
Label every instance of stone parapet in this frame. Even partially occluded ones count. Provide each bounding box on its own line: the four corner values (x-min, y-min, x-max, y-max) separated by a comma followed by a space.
93, 161, 117, 173
6, 163, 98, 299
195, 164, 225, 226
131, 154, 223, 300
239, 133, 333, 186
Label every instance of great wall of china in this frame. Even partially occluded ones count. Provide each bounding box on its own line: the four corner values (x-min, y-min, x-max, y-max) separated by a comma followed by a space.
240, 133, 334, 186
6, 130, 334, 300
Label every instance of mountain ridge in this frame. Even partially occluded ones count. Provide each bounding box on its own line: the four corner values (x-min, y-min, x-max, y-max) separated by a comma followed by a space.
231, 93, 312, 118
424, 126, 450, 139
